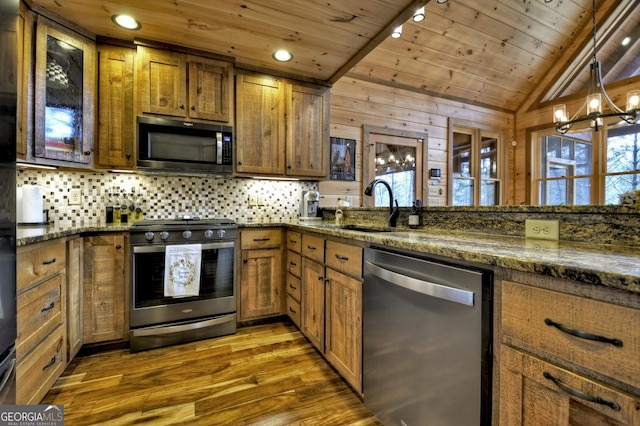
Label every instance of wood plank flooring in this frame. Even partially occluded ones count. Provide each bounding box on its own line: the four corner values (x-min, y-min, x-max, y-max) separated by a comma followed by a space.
42, 322, 382, 425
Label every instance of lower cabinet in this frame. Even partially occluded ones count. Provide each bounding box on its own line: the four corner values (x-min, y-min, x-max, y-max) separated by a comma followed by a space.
498, 276, 640, 425
299, 233, 364, 393
83, 233, 128, 344
238, 228, 284, 322
500, 345, 640, 425
16, 238, 67, 404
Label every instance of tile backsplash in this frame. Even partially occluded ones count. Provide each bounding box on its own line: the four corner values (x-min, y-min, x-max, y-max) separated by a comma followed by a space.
17, 170, 317, 227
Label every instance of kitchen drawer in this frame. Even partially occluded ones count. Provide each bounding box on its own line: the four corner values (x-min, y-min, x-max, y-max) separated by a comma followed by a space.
287, 295, 301, 329
16, 324, 66, 404
287, 231, 301, 253
302, 234, 324, 263
16, 273, 64, 360
325, 241, 363, 278
17, 240, 66, 293
286, 272, 301, 301
240, 228, 282, 250
287, 250, 301, 278
501, 280, 640, 389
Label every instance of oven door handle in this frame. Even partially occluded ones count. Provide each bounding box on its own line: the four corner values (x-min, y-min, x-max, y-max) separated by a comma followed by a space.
131, 315, 235, 337
133, 241, 235, 253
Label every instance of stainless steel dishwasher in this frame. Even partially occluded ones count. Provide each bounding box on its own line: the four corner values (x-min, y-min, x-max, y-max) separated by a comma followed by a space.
363, 247, 493, 426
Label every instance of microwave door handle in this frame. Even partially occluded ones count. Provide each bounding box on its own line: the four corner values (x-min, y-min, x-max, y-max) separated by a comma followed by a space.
216, 132, 223, 165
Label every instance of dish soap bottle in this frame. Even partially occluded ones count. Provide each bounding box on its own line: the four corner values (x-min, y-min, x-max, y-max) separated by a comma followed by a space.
408, 201, 420, 228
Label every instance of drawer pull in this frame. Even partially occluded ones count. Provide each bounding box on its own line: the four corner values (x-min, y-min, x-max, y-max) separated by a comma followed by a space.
290, 261, 297, 267
335, 254, 349, 261
289, 283, 297, 290
307, 245, 316, 251
42, 356, 56, 371
42, 257, 56, 265
543, 372, 620, 411
41, 302, 55, 313
289, 306, 297, 314
290, 239, 297, 244
544, 318, 623, 347
253, 238, 270, 242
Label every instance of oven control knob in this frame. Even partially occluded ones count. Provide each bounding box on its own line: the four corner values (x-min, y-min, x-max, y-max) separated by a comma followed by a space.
182, 230, 192, 239
217, 229, 226, 238
204, 229, 214, 239
144, 232, 155, 241
160, 231, 170, 241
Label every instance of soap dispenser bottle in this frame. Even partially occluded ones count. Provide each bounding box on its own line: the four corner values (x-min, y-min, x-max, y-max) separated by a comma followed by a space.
409, 201, 420, 228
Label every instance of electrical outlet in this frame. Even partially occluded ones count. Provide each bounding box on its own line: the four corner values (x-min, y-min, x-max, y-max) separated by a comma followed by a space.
257, 194, 265, 206
428, 187, 439, 196
69, 189, 82, 205
525, 219, 559, 241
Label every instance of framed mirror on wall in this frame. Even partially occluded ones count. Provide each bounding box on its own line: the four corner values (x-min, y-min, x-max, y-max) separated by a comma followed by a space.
363, 126, 428, 208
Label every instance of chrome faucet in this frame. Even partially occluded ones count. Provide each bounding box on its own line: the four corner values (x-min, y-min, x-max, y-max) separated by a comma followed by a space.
364, 179, 400, 227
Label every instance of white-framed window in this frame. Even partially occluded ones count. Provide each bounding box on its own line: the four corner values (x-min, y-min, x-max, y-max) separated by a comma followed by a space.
532, 123, 640, 205
450, 122, 505, 206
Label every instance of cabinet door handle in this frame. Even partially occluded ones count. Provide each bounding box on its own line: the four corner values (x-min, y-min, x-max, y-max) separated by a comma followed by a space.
42, 356, 56, 371
544, 318, 623, 347
543, 372, 620, 411
253, 238, 270, 242
125, 153, 131, 159
41, 302, 55, 313
42, 257, 56, 265
191, 105, 196, 110
179, 104, 185, 109
317, 275, 323, 281
115, 244, 122, 249
335, 254, 349, 261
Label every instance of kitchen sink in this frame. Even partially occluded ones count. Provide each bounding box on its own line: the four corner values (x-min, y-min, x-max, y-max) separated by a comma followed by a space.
338, 224, 395, 233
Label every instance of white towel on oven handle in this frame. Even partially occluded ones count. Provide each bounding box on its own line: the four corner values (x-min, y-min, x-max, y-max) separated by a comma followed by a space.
164, 244, 202, 298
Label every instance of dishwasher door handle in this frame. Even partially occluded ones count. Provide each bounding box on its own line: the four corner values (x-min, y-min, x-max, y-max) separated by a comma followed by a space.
365, 260, 474, 306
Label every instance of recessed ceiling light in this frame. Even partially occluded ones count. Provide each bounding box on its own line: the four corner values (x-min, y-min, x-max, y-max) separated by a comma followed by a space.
111, 14, 141, 31
621, 36, 632, 46
391, 25, 403, 39
413, 7, 425, 22
436, 0, 448, 3
272, 50, 293, 62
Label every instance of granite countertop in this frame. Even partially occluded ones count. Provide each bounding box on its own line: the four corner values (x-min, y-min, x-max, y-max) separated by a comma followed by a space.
16, 220, 640, 295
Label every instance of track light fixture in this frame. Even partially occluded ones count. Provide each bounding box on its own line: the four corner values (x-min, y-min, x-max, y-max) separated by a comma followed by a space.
391, 25, 403, 39
413, 7, 425, 22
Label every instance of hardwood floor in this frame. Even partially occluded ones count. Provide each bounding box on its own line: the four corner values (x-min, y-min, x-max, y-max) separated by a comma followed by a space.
42, 322, 382, 425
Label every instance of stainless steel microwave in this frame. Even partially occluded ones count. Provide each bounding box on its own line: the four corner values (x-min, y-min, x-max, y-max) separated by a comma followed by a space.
137, 116, 233, 175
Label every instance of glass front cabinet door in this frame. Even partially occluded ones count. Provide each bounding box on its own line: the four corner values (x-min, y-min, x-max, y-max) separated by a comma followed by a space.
34, 15, 95, 166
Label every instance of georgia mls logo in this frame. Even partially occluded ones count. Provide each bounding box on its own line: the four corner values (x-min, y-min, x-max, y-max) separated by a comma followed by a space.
0, 404, 64, 426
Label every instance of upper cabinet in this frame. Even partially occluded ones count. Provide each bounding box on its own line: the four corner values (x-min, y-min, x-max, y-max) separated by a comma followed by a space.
136, 46, 232, 123
16, 3, 33, 161
33, 15, 95, 166
236, 70, 329, 178
96, 44, 135, 169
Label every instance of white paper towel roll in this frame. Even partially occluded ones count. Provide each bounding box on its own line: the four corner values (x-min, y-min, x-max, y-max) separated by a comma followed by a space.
16, 187, 23, 223
21, 185, 44, 224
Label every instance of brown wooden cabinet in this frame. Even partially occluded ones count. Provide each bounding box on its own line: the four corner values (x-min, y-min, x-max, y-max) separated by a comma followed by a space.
235, 70, 329, 178
238, 228, 284, 322
66, 236, 83, 361
83, 233, 128, 344
33, 14, 95, 167
301, 256, 325, 352
498, 277, 640, 425
96, 44, 135, 169
137, 46, 232, 123
16, 239, 67, 404
17, 2, 33, 160
285, 231, 302, 328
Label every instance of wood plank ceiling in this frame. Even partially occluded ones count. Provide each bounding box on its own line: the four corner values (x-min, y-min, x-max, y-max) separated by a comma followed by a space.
28, 0, 640, 113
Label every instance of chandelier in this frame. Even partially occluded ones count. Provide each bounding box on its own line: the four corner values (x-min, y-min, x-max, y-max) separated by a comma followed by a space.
553, 0, 640, 134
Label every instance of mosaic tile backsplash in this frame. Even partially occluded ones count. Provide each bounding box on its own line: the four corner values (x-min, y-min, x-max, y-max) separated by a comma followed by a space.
17, 170, 317, 228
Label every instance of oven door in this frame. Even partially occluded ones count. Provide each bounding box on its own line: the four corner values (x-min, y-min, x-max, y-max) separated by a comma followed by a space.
130, 241, 236, 328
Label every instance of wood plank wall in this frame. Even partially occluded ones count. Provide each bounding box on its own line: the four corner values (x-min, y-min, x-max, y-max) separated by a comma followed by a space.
321, 77, 515, 207
514, 77, 640, 205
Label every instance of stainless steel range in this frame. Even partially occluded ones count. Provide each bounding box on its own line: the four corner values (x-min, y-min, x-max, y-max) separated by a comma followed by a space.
129, 216, 237, 352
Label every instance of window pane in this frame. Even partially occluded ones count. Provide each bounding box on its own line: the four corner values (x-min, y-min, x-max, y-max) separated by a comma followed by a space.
480, 179, 499, 206
575, 177, 591, 205
453, 132, 472, 177
604, 174, 640, 204
374, 144, 417, 207
575, 141, 592, 175
539, 177, 591, 205
480, 136, 498, 179
606, 124, 640, 173
453, 178, 474, 206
